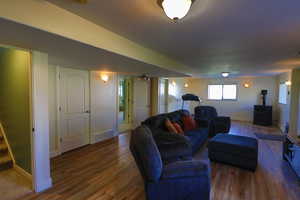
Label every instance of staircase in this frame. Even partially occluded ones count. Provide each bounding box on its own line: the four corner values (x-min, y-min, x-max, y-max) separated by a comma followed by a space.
0, 131, 13, 171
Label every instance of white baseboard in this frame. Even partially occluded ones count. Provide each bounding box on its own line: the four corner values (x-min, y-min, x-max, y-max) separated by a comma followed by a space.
50, 150, 61, 158
91, 129, 118, 144
34, 177, 52, 193
14, 164, 33, 183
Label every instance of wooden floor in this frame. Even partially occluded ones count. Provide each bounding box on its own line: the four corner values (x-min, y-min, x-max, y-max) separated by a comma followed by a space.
20, 121, 300, 200
0, 169, 32, 200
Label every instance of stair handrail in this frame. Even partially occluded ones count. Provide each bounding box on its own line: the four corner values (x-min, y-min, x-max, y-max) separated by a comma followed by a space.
0, 122, 15, 165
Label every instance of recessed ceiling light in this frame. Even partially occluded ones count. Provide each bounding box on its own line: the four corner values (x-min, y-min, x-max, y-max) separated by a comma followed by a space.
221, 72, 230, 78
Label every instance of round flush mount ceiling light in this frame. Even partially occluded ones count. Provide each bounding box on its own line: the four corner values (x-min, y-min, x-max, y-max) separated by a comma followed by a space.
221, 72, 230, 78
157, 0, 194, 21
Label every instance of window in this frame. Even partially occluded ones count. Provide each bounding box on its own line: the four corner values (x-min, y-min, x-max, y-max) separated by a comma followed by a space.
208, 84, 237, 100
279, 83, 287, 104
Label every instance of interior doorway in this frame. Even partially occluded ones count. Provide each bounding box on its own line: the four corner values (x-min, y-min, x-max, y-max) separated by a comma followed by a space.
0, 45, 33, 198
159, 78, 168, 114
58, 68, 90, 153
118, 76, 133, 132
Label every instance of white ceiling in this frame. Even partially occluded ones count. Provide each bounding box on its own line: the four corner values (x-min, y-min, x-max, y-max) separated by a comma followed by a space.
0, 18, 184, 77
46, 0, 300, 77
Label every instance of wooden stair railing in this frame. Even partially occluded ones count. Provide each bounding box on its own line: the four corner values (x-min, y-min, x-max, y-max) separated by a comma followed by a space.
0, 124, 14, 171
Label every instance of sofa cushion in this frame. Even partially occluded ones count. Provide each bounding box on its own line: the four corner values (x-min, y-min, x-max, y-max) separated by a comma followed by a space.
185, 129, 208, 150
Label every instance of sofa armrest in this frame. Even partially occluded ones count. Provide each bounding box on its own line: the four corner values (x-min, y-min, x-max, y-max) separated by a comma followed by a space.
214, 116, 231, 133
162, 160, 209, 179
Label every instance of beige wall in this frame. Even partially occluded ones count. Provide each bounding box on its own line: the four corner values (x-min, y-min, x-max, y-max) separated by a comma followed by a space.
90, 71, 118, 143
0, 47, 32, 173
186, 76, 278, 122
276, 71, 292, 132
167, 78, 190, 112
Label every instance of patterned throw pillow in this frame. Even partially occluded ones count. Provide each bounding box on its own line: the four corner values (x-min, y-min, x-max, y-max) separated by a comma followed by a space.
172, 122, 184, 134
165, 118, 178, 133
182, 115, 197, 131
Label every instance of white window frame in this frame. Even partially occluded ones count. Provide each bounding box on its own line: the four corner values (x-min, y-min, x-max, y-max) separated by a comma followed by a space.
208, 84, 238, 101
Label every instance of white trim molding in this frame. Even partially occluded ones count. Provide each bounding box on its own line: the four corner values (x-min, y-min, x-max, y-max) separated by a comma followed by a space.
31, 51, 52, 192
50, 150, 61, 158
91, 129, 118, 144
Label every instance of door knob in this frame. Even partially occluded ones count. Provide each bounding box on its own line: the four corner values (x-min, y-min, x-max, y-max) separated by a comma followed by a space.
85, 110, 90, 113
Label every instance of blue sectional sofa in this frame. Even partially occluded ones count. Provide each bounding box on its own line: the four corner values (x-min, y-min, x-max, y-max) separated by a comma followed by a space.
130, 125, 210, 200
142, 110, 209, 161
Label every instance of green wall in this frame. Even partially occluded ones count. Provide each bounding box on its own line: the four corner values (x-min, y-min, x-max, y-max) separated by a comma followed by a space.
0, 47, 32, 173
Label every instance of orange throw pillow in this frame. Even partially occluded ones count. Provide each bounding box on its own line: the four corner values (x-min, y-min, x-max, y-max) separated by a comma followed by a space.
182, 115, 197, 131
165, 119, 178, 134
173, 123, 184, 135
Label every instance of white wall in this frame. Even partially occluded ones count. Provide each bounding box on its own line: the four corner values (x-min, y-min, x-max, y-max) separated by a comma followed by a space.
90, 71, 118, 143
187, 76, 278, 122
48, 67, 118, 157
167, 78, 190, 112
276, 72, 291, 132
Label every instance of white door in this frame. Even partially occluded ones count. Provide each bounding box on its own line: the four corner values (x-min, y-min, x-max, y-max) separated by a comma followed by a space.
59, 68, 90, 153
133, 78, 150, 127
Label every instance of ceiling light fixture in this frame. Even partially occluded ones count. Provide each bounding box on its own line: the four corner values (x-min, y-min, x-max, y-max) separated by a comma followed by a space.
157, 0, 195, 21
221, 72, 230, 78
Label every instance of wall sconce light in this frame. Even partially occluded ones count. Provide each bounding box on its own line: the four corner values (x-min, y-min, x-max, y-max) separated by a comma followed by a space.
184, 83, 189, 88
172, 81, 176, 86
101, 74, 109, 83
243, 83, 250, 88
285, 81, 292, 86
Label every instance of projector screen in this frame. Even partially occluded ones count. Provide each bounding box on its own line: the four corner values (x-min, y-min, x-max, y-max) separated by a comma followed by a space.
279, 83, 287, 104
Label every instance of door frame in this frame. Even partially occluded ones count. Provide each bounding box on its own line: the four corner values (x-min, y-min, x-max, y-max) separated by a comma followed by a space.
132, 77, 151, 127
158, 78, 169, 114
31, 50, 52, 192
55, 67, 91, 155
116, 74, 133, 133
0, 44, 44, 192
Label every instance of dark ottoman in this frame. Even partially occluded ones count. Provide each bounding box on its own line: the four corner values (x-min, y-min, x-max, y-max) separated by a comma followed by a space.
208, 134, 258, 171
